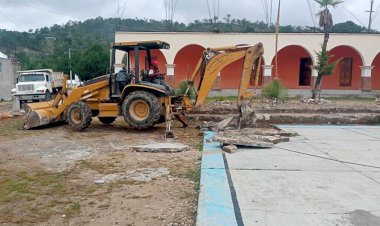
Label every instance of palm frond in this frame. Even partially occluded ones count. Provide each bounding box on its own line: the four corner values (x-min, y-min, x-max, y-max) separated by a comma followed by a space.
314, 0, 343, 8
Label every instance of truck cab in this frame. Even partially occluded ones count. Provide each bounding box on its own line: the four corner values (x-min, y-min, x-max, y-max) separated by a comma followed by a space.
11, 69, 63, 104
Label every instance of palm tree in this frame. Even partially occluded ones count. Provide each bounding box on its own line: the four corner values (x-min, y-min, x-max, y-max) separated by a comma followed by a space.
312, 0, 343, 100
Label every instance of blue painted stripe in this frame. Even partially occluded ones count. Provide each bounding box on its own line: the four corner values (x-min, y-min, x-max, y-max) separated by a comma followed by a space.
197, 131, 238, 226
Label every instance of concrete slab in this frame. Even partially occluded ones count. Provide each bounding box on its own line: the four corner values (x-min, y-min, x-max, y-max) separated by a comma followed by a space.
232, 170, 380, 226
226, 125, 380, 226
132, 142, 190, 152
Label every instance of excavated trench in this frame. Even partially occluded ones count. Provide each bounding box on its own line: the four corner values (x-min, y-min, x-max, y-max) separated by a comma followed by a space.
187, 107, 380, 125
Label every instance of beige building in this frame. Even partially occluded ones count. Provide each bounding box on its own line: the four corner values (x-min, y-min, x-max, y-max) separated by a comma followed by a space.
0, 52, 21, 100
115, 32, 380, 96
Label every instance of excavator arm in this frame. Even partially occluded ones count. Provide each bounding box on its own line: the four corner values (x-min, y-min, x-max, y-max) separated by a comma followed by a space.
187, 42, 264, 108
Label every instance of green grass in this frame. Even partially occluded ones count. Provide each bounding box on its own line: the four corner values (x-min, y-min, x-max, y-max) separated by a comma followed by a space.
205, 96, 237, 103
65, 202, 81, 216
176, 80, 196, 99
0, 118, 29, 140
262, 79, 288, 100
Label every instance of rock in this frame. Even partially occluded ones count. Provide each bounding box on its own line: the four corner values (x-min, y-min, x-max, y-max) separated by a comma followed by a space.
261, 135, 290, 144
239, 104, 258, 128
216, 117, 234, 130
256, 114, 271, 121
215, 131, 273, 148
133, 142, 190, 153
222, 144, 237, 153
94, 179, 105, 184
376, 98, 380, 104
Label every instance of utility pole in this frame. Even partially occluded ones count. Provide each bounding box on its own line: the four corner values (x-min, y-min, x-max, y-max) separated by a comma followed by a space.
68, 48, 74, 86
366, 0, 375, 32
274, 0, 281, 78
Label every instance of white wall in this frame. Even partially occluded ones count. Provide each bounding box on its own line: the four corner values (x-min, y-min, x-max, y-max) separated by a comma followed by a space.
115, 32, 380, 67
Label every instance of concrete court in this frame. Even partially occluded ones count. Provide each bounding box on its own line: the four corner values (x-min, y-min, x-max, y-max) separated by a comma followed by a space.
226, 125, 380, 226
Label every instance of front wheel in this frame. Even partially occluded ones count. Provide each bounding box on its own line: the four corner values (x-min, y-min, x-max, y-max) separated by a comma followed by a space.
122, 91, 162, 129
44, 90, 51, 101
66, 101, 92, 131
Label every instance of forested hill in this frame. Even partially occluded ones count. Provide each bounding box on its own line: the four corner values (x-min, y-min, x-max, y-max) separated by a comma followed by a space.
0, 17, 370, 80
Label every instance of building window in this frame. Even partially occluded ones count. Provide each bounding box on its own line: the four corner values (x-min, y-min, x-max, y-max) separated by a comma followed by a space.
340, 58, 353, 87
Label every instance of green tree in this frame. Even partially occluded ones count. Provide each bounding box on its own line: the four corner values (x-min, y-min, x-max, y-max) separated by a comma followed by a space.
77, 44, 108, 81
332, 21, 366, 33
312, 0, 343, 100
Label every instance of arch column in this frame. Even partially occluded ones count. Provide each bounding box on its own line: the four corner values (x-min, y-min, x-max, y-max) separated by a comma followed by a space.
310, 66, 318, 89
360, 66, 374, 91
262, 65, 273, 85
165, 64, 176, 87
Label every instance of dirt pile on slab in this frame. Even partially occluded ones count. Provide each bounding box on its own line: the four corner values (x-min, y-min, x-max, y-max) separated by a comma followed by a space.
215, 127, 297, 149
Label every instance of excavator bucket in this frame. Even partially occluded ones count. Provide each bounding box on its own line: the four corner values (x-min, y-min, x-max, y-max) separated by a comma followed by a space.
24, 100, 63, 129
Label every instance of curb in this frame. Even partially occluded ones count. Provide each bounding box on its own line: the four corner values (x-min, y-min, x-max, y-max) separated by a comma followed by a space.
196, 131, 241, 226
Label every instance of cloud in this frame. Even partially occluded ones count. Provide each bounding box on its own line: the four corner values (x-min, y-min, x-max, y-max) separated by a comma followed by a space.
0, 0, 378, 31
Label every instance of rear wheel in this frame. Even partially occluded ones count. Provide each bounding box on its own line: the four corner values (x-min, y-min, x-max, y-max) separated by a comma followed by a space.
98, 117, 116, 125
122, 91, 162, 129
66, 101, 92, 131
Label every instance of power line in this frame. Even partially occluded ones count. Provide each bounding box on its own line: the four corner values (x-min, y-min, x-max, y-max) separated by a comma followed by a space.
0, 8, 19, 29
8, 0, 83, 21
343, 6, 366, 27
371, 4, 380, 21
307, 0, 317, 27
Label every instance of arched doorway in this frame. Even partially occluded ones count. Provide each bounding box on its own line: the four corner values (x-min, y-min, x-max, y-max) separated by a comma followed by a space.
322, 45, 364, 90
129, 49, 168, 76
371, 53, 380, 90
219, 58, 265, 89
173, 44, 205, 88
271, 45, 314, 89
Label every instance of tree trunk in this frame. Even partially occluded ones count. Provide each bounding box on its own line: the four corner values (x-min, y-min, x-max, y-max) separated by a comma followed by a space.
312, 25, 330, 99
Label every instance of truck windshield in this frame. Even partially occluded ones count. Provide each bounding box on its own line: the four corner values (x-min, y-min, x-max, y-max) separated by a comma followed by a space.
18, 74, 45, 82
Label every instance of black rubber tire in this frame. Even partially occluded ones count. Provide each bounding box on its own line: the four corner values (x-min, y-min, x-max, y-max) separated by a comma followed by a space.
44, 90, 51, 101
122, 91, 162, 129
66, 101, 92, 131
98, 117, 116, 125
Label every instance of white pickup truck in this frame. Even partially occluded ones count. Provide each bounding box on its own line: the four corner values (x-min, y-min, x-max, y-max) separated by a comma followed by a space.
11, 69, 64, 104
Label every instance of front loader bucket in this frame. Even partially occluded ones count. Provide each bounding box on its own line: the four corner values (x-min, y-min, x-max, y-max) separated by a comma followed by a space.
24, 101, 64, 129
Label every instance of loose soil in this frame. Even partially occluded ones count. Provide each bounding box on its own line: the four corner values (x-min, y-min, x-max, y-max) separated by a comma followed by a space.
191, 98, 380, 125
1, 97, 379, 225
0, 117, 202, 225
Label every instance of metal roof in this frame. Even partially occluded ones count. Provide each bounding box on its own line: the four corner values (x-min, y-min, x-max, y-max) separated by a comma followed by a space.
0, 52, 8, 59
112, 40, 170, 51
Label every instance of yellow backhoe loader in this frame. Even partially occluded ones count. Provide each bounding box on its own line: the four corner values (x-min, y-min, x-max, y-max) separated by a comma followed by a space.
24, 40, 264, 137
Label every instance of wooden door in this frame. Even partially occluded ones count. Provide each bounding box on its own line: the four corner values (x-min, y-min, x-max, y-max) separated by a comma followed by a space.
340, 58, 353, 87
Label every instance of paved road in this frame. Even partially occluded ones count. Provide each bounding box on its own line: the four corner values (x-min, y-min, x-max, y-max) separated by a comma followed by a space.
197, 126, 380, 226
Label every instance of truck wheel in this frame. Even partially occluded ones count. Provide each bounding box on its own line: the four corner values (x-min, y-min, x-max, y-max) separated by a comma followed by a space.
66, 101, 92, 131
98, 117, 116, 125
44, 91, 51, 101
122, 91, 162, 129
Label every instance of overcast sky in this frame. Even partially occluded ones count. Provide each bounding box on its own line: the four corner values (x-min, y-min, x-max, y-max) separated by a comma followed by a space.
0, 0, 379, 31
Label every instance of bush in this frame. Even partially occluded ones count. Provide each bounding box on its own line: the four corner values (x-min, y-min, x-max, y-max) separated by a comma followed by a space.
175, 80, 195, 99
262, 79, 288, 100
